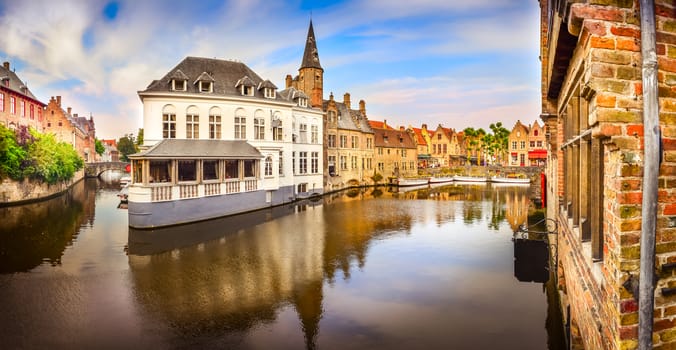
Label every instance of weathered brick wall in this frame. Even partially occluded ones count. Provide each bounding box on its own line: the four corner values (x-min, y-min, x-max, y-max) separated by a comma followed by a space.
543, 0, 676, 349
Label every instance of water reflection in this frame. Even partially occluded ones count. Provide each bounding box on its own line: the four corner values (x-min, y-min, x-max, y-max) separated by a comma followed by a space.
0, 179, 96, 273
126, 183, 563, 349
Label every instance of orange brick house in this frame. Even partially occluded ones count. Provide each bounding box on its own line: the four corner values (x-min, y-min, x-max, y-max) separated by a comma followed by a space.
44, 96, 97, 162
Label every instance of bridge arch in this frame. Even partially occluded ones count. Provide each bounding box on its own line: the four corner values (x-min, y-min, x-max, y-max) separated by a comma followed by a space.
85, 162, 130, 178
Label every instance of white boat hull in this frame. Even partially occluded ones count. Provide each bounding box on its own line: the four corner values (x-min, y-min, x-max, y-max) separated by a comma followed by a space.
452, 175, 488, 183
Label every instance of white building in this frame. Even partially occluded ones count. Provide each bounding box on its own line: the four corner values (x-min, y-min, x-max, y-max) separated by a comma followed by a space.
128, 57, 323, 228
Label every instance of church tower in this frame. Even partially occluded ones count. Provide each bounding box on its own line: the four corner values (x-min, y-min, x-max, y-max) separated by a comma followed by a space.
298, 20, 324, 108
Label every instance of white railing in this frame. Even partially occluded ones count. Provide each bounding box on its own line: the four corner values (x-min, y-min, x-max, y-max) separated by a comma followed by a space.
204, 183, 220, 196
151, 185, 172, 201
179, 184, 198, 198
225, 180, 240, 194
245, 179, 257, 191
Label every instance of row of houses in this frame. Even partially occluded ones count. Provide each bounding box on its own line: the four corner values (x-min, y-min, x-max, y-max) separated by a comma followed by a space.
0, 61, 100, 163
135, 20, 549, 202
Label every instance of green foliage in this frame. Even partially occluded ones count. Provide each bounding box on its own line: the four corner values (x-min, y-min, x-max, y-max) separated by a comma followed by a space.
95, 138, 105, 156
136, 128, 144, 146
0, 124, 83, 183
0, 125, 27, 180
117, 134, 138, 162
371, 172, 383, 184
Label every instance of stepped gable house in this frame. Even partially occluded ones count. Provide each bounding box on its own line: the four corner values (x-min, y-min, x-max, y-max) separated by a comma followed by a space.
0, 61, 46, 132
541, 1, 676, 349
286, 21, 375, 191
44, 96, 97, 162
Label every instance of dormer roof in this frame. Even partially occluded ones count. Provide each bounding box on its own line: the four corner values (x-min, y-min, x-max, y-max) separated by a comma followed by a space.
194, 71, 215, 84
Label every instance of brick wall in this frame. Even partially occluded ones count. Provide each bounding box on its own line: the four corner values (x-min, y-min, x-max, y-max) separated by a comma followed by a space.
542, 0, 676, 349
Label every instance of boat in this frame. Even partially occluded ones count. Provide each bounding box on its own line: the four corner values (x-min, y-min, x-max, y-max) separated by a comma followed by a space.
119, 175, 131, 186
489, 176, 530, 184
428, 176, 454, 184
452, 175, 488, 183
393, 177, 430, 186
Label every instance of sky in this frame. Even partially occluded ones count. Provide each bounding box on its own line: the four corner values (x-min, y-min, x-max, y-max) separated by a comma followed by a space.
0, 0, 542, 140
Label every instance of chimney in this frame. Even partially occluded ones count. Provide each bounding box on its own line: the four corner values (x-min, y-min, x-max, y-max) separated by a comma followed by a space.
56, 96, 61, 106
74, 113, 78, 119
343, 92, 351, 109
384, 119, 387, 128
285, 74, 292, 88
359, 99, 366, 115
67, 107, 72, 115
400, 126, 405, 131
2, 61, 8, 70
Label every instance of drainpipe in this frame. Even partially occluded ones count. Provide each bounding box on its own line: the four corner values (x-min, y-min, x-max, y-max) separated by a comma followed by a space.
638, 0, 659, 349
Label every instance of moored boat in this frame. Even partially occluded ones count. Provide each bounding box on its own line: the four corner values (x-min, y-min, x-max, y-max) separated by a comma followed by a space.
428, 176, 454, 184
452, 175, 488, 183
393, 177, 430, 186
489, 176, 530, 184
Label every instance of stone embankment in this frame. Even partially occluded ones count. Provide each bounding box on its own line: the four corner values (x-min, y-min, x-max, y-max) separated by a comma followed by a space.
0, 170, 85, 206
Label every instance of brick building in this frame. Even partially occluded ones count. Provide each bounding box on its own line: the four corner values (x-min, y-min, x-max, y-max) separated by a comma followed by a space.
0, 61, 46, 132
541, 1, 676, 349
44, 96, 97, 162
508, 120, 530, 166
369, 122, 417, 179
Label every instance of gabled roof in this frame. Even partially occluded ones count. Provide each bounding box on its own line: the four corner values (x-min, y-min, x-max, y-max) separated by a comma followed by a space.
0, 62, 44, 104
140, 56, 281, 101
300, 20, 322, 70
235, 75, 255, 87
130, 139, 263, 159
368, 120, 393, 130
258, 79, 277, 90
194, 71, 215, 84
409, 127, 427, 145
278, 87, 309, 101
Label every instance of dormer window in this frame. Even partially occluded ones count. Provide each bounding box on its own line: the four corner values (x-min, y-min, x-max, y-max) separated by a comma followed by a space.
258, 80, 277, 99
194, 72, 215, 93
236, 76, 256, 97
169, 69, 189, 91
199, 81, 212, 93
299, 97, 308, 107
172, 79, 187, 91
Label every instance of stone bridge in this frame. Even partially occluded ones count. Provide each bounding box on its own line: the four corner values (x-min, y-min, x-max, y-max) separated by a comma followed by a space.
85, 162, 130, 178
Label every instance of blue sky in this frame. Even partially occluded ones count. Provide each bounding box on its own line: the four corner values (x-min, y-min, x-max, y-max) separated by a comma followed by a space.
0, 0, 541, 140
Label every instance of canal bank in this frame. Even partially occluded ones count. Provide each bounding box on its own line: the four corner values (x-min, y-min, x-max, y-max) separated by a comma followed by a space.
0, 170, 85, 207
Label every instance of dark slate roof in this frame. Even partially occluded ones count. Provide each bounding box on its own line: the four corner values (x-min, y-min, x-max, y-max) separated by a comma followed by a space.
278, 87, 308, 101
235, 75, 255, 87
258, 79, 277, 90
0, 63, 43, 104
194, 71, 215, 84
323, 99, 373, 133
140, 57, 281, 101
168, 69, 188, 80
130, 139, 263, 159
300, 20, 322, 70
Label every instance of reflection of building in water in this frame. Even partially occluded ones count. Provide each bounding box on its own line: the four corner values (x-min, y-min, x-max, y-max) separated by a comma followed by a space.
129, 203, 326, 348
128, 191, 415, 348
0, 179, 97, 272
504, 187, 529, 233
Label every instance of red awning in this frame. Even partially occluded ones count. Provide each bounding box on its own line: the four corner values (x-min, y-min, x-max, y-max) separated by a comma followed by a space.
528, 149, 547, 159
511, 152, 518, 157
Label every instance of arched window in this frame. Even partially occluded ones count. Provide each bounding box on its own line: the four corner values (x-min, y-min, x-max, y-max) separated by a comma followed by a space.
162, 105, 176, 139
209, 106, 221, 139
235, 108, 247, 139
272, 112, 282, 141
186, 106, 199, 139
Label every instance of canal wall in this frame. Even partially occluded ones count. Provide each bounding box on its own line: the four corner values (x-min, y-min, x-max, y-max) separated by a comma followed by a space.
0, 170, 85, 206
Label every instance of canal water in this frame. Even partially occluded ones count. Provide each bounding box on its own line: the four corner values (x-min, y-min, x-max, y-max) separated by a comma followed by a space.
0, 178, 565, 349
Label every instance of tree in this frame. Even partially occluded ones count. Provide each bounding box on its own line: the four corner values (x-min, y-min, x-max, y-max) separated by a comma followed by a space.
489, 122, 510, 164
463, 127, 477, 165
117, 134, 138, 162
0, 124, 26, 180
95, 138, 105, 156
136, 128, 144, 146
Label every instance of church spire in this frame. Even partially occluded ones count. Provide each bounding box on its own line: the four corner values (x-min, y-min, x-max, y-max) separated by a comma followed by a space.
301, 20, 322, 70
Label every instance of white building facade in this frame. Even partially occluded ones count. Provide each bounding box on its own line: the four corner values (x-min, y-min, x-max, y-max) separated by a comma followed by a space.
129, 57, 323, 228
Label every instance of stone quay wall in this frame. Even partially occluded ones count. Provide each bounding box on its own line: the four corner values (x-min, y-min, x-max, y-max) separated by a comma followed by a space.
0, 170, 85, 206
